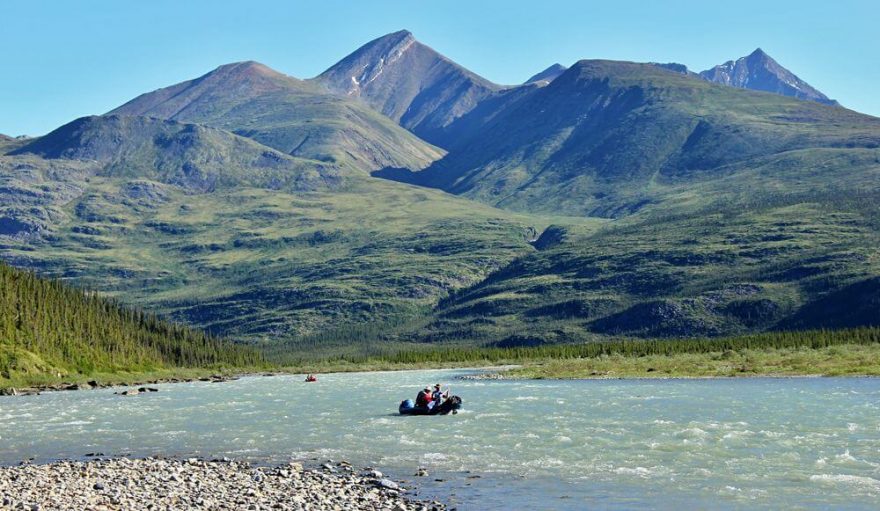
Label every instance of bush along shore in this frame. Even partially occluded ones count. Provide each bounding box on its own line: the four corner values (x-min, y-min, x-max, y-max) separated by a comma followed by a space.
0, 457, 446, 511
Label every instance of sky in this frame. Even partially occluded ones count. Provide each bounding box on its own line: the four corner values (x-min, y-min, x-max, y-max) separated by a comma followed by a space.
2, 0, 878, 136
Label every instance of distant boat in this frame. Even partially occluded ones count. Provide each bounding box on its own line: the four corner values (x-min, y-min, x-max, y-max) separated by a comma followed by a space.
304, 375, 317, 382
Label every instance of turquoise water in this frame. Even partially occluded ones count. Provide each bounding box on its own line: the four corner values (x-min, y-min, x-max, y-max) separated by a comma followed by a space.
1, 370, 879, 509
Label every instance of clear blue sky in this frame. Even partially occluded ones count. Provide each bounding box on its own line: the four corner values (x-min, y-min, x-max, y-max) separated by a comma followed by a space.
2, 0, 878, 136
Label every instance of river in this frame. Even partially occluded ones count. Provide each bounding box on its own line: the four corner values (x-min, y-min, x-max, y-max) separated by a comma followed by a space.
1, 370, 878, 509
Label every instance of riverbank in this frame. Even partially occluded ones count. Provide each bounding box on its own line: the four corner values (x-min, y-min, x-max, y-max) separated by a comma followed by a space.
479, 343, 880, 379
4, 336, 879, 394
0, 457, 444, 511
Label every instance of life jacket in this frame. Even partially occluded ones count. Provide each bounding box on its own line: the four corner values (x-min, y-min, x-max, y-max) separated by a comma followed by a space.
416, 390, 430, 407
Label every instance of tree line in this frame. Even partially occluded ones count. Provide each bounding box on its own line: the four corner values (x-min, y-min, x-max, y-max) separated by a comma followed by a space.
0, 261, 262, 377
301, 327, 880, 366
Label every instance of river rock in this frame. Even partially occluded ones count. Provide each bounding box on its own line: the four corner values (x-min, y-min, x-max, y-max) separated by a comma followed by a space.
0, 458, 442, 510
377, 478, 400, 490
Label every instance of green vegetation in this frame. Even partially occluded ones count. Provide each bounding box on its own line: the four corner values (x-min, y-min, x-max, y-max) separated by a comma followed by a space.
278, 327, 880, 378
0, 261, 262, 389
1, 57, 878, 352
403, 60, 880, 217
503, 344, 880, 379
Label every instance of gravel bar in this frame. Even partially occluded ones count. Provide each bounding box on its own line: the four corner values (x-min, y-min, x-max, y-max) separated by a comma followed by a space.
0, 457, 447, 510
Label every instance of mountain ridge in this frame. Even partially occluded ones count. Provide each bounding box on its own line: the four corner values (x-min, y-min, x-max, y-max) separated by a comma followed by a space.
109, 60, 443, 173
12, 114, 344, 193
524, 63, 568, 85
378, 58, 879, 216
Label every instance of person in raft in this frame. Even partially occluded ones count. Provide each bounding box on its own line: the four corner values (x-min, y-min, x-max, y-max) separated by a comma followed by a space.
428, 383, 449, 410
415, 386, 432, 408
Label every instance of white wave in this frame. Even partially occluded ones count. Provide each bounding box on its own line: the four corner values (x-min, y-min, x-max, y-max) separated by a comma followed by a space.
613, 466, 654, 477
810, 474, 880, 492
676, 427, 709, 439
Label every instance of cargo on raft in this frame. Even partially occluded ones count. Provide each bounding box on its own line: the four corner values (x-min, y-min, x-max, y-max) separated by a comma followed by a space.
398, 395, 463, 415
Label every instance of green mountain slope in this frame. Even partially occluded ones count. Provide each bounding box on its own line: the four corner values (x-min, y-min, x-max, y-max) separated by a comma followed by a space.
109, 61, 443, 173
414, 189, 880, 344
387, 60, 880, 217
0, 261, 261, 387
0, 115, 539, 344
12, 115, 343, 193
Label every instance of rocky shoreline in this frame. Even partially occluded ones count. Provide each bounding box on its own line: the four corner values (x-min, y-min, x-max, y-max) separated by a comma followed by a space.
0, 457, 446, 511
0, 373, 268, 397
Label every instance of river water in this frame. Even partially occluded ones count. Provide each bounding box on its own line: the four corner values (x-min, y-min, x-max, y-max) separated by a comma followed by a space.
1, 370, 878, 509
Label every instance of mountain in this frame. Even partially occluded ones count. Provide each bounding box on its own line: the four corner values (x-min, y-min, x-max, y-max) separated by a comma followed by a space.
382, 59, 879, 217
524, 64, 568, 85
316, 30, 502, 144
0, 260, 261, 388
2, 33, 879, 351
0, 113, 535, 344
12, 115, 343, 193
109, 61, 442, 173
699, 48, 838, 105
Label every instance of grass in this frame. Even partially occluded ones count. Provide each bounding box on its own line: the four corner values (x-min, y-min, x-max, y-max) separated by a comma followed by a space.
502, 344, 880, 379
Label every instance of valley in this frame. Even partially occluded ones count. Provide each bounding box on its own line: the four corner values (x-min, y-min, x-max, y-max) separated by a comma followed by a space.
1, 30, 878, 359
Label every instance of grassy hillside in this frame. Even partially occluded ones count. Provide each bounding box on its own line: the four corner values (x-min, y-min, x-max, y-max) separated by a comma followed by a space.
0, 261, 261, 388
12, 115, 344, 193
109, 61, 443, 173
413, 188, 880, 343
0, 141, 542, 344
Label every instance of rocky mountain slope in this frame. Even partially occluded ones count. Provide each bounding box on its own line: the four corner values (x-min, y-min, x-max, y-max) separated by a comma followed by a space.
316, 30, 502, 145
699, 48, 838, 105
524, 63, 568, 85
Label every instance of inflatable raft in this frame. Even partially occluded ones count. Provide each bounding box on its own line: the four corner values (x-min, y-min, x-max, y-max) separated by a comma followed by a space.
398, 396, 462, 415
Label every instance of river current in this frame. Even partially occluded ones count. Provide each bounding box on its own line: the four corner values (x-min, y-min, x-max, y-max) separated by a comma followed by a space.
1, 370, 878, 509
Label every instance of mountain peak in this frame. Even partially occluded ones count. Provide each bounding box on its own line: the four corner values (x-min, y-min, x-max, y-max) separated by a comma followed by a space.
383, 29, 414, 41
317, 31, 500, 143
525, 63, 568, 85
700, 49, 837, 106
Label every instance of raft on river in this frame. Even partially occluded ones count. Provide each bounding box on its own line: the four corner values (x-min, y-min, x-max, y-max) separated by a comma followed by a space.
398, 395, 462, 415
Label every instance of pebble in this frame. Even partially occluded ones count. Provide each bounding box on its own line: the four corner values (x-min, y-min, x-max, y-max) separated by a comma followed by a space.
0, 458, 443, 510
